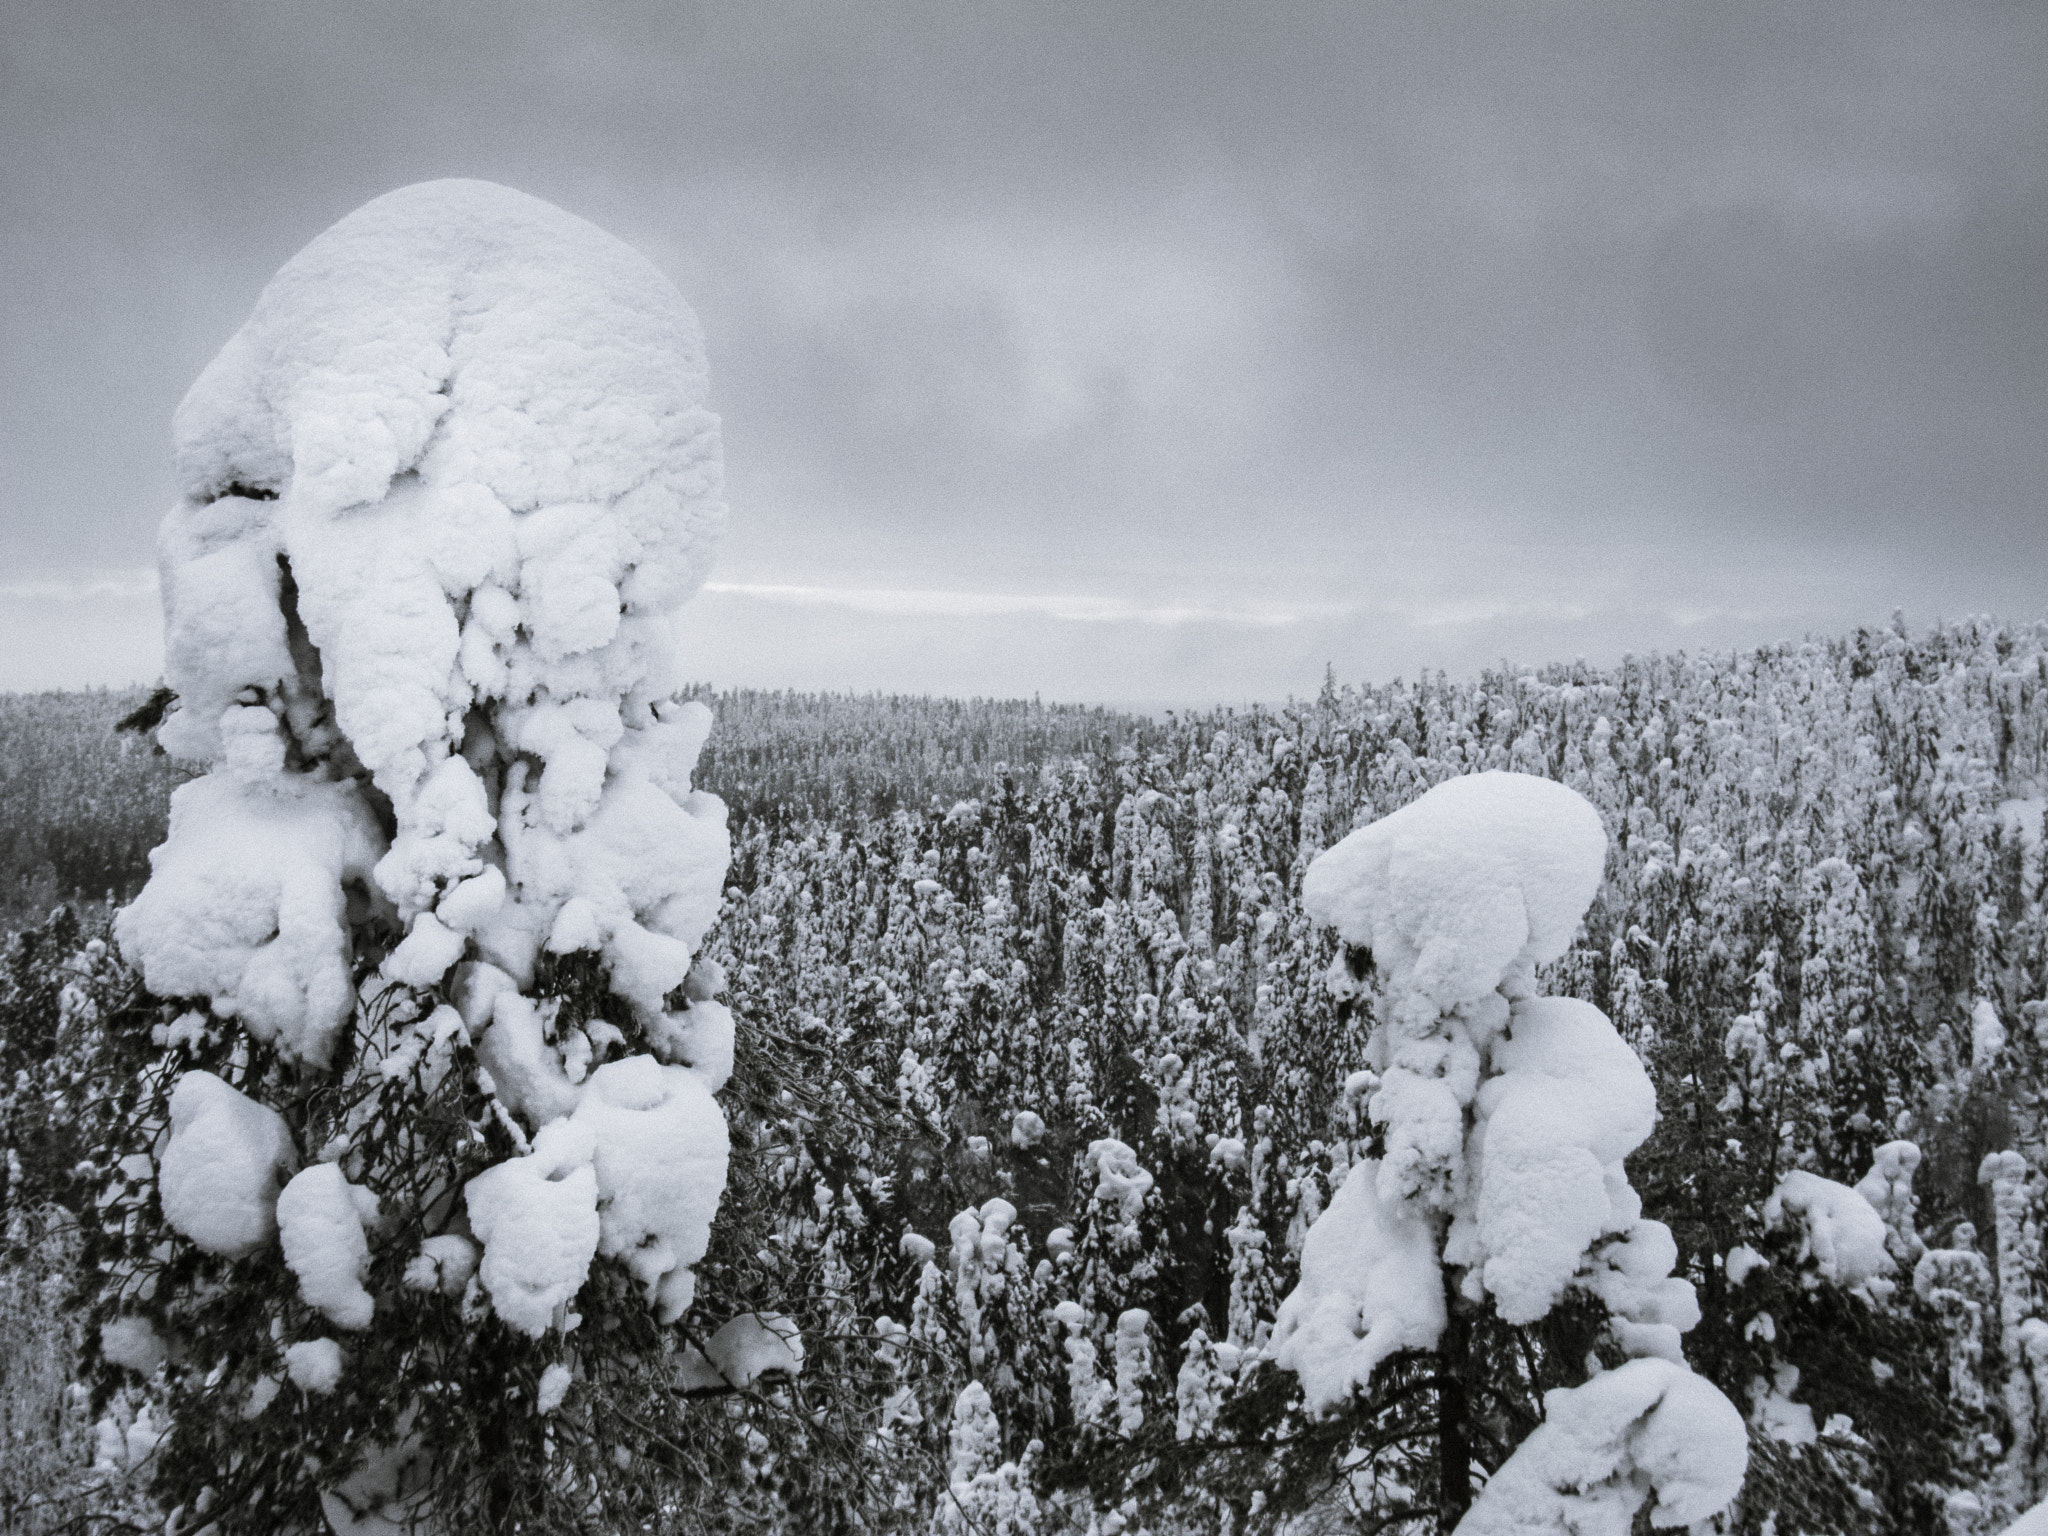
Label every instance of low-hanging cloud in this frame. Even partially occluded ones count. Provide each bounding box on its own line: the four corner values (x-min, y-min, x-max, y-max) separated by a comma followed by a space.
3, 0, 2042, 701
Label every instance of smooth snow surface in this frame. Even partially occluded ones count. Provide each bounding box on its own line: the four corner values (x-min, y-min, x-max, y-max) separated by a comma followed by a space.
116, 776, 384, 1067
705, 1313, 805, 1386
1302, 770, 1606, 1012
2004, 1497, 2048, 1536
1268, 1155, 1445, 1413
286, 1338, 344, 1395
1764, 1170, 1893, 1292
159, 1070, 297, 1256
277, 1163, 379, 1329
1467, 996, 1658, 1323
100, 1316, 167, 1376
1456, 1358, 1748, 1534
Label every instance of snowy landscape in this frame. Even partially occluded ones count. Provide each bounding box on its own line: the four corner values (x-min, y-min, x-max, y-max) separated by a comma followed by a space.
5, 7, 2047, 1535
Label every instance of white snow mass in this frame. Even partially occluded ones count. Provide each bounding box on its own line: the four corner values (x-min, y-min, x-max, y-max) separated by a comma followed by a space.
117, 776, 385, 1068
1268, 1158, 1445, 1413
124, 173, 731, 1046
1763, 1169, 1894, 1295
464, 1118, 603, 1338
1457, 1357, 1749, 1534
277, 1162, 380, 1330
1463, 995, 1658, 1324
158, 1070, 298, 1257
1301, 770, 1606, 1014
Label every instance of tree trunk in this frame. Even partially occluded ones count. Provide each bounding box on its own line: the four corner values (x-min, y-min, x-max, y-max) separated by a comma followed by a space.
1438, 1284, 1472, 1532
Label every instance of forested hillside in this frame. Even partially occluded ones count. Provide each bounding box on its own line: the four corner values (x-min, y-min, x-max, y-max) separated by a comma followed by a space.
5, 613, 2047, 1533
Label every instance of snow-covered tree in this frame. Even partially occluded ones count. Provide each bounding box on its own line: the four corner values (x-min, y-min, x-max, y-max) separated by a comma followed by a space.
1268, 771, 1749, 1530
87, 179, 750, 1532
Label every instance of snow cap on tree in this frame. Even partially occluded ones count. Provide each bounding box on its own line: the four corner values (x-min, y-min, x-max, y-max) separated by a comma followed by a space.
1302, 770, 1606, 1015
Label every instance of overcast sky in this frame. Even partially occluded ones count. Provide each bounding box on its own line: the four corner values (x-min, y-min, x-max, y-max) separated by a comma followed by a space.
3, 1, 2042, 706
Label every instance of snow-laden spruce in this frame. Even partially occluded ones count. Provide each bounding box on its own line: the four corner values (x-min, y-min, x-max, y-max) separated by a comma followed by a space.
108, 179, 740, 1516
1271, 770, 1749, 1528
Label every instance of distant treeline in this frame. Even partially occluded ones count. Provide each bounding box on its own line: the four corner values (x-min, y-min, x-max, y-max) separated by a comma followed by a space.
0, 684, 1152, 928
0, 690, 191, 929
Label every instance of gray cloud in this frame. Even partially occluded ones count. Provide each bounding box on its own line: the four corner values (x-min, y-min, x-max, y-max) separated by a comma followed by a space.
3, 0, 2042, 701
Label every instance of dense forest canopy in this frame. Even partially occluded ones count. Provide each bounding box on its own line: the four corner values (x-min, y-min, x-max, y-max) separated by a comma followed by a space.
4, 611, 2047, 1533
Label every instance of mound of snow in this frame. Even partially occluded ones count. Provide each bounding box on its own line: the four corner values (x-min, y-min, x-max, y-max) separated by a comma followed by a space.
708, 1313, 804, 1386
159, 1070, 298, 1256
286, 1338, 344, 1395
1301, 771, 1606, 1012
1462, 995, 1658, 1323
100, 1316, 167, 1377
1268, 1157, 1446, 1413
116, 775, 385, 1068
1458, 1358, 1748, 1534
277, 1162, 380, 1330
464, 1119, 602, 1337
1764, 1170, 1893, 1293
138, 176, 732, 1037
571, 1054, 730, 1323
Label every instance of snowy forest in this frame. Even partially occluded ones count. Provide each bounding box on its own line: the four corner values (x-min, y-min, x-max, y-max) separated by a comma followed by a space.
6, 610, 2048, 1535
4, 178, 2048, 1536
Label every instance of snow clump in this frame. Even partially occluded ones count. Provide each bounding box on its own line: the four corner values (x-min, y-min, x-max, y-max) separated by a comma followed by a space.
276, 1162, 380, 1330
1457, 1357, 1749, 1534
537, 1362, 574, 1414
100, 1316, 167, 1377
707, 1312, 805, 1386
569, 1054, 731, 1321
1269, 1157, 1445, 1409
138, 176, 730, 1019
158, 1070, 298, 1257
463, 1119, 603, 1337
1301, 770, 1605, 1016
1855, 1139, 1927, 1267
1461, 995, 1658, 1324
673, 1312, 805, 1391
1764, 1170, 1895, 1294
286, 1338, 344, 1395
116, 778, 385, 1067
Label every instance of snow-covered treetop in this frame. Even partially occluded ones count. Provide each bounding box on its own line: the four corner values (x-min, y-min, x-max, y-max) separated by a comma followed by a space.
125, 180, 732, 1065
1302, 769, 1607, 1015
175, 176, 720, 577
160, 176, 723, 774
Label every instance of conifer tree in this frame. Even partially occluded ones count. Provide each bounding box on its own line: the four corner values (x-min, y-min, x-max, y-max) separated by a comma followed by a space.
81, 179, 755, 1533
